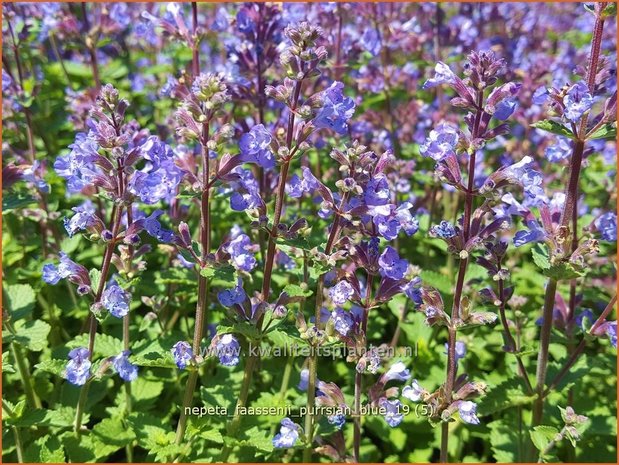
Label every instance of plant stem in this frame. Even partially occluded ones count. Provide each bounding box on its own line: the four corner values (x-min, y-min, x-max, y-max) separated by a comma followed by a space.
3, 399, 25, 463
353, 273, 375, 462
9, 341, 41, 409
175, 118, 212, 444
531, 278, 557, 427
303, 193, 349, 461
440, 87, 483, 462
531, 9, 606, 441
222, 80, 304, 459
544, 294, 617, 396
74, 203, 123, 435
497, 261, 533, 393
81, 2, 101, 91
6, 18, 35, 162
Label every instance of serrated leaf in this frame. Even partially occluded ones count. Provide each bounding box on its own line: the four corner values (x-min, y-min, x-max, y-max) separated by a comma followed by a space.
9, 319, 51, 351
12, 406, 77, 428
588, 122, 617, 140
35, 359, 67, 377
531, 244, 585, 280
130, 377, 164, 406
89, 269, 102, 294
92, 417, 136, 448
217, 323, 261, 340
488, 419, 521, 462
4, 283, 36, 320
3, 351, 15, 373
531, 120, 574, 138
282, 283, 313, 298
478, 378, 535, 416
200, 263, 236, 284
68, 333, 122, 358
23, 435, 65, 463
530, 425, 559, 453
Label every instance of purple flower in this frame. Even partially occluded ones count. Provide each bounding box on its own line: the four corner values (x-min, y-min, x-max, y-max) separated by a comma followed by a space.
521, 170, 544, 200
595, 212, 617, 242
298, 368, 309, 391
380, 398, 404, 427
42, 253, 89, 291
403, 277, 422, 306
606, 322, 617, 348
216, 334, 240, 366
532, 86, 549, 105
102, 283, 131, 318
378, 247, 408, 280
226, 233, 257, 272
331, 308, 354, 336
563, 81, 594, 123
239, 124, 274, 169
329, 281, 355, 306
420, 123, 459, 161
430, 220, 456, 239
218, 280, 246, 307
54, 133, 99, 193
229, 168, 261, 211
236, 8, 255, 34
130, 137, 183, 204
514, 220, 546, 247
382, 361, 411, 382
63, 201, 100, 237
493, 97, 518, 120
113, 350, 138, 382
364, 175, 391, 215
314, 81, 356, 135
328, 414, 346, 430
286, 167, 320, 198
458, 401, 480, 425
143, 210, 175, 243
423, 62, 456, 89
212, 7, 229, 31
171, 341, 193, 369
545, 137, 572, 162
361, 27, 381, 56
272, 418, 301, 448
65, 347, 91, 386
402, 379, 425, 402
445, 341, 467, 362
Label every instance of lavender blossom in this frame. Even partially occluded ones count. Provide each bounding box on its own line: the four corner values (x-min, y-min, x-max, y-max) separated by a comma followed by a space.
329, 281, 355, 306
65, 347, 91, 386
272, 418, 301, 448
314, 81, 356, 135
113, 350, 138, 382
172, 341, 193, 370
216, 334, 240, 367
458, 401, 480, 425
102, 283, 131, 318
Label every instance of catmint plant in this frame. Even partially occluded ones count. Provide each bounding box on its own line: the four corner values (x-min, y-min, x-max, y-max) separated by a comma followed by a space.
2, 3, 616, 464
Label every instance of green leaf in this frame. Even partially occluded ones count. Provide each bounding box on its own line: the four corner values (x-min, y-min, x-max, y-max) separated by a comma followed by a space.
23, 435, 65, 463
531, 244, 585, 280
4, 283, 36, 320
531, 120, 574, 138
2, 192, 36, 212
530, 425, 559, 453
2, 351, 15, 374
126, 412, 180, 461
217, 323, 261, 341
282, 283, 313, 298
92, 417, 136, 449
8, 319, 51, 352
89, 268, 102, 294
478, 378, 536, 416
588, 122, 617, 140
488, 419, 521, 462
68, 333, 122, 358
130, 377, 164, 407
35, 359, 67, 377
419, 270, 452, 296
12, 407, 77, 428
200, 263, 237, 285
